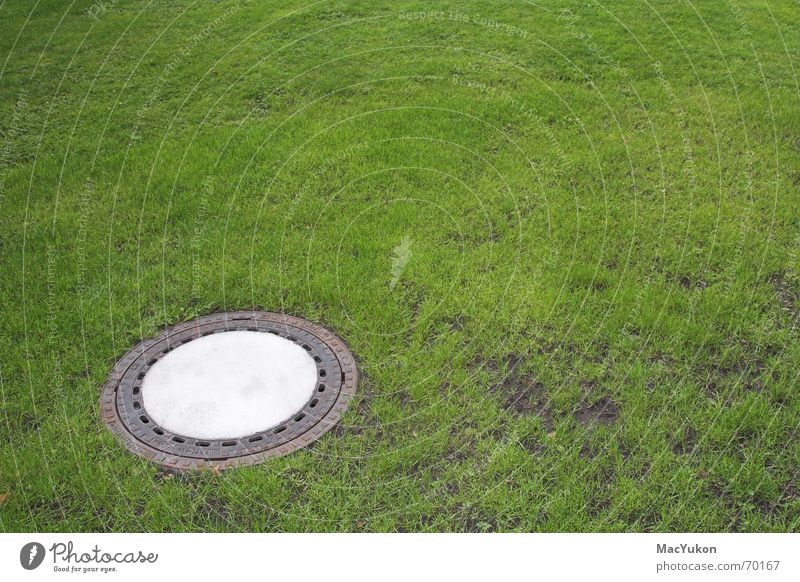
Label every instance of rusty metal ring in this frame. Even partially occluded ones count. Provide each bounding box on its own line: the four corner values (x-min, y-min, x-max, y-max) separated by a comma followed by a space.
100, 311, 357, 470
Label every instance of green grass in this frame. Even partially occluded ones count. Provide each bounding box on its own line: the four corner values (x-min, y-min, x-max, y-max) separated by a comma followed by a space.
1, 0, 799, 532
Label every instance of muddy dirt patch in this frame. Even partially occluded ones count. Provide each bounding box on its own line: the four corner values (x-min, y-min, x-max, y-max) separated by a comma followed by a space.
575, 396, 619, 426
484, 354, 554, 431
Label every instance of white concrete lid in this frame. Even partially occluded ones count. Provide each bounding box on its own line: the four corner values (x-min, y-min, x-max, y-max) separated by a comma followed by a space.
141, 330, 318, 439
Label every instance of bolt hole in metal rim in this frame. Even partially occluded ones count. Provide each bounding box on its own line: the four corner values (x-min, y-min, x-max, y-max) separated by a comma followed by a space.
100, 311, 358, 471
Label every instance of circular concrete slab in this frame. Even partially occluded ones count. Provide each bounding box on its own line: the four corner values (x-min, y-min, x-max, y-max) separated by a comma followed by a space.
100, 312, 358, 471
142, 331, 318, 440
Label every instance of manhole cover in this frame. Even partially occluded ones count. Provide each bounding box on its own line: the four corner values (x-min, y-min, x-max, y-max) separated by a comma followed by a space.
100, 311, 357, 470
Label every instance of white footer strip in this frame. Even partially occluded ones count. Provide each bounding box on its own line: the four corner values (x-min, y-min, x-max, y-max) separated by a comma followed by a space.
2, 533, 798, 581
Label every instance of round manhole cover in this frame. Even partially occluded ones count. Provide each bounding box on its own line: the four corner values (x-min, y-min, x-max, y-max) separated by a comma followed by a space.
100, 311, 357, 470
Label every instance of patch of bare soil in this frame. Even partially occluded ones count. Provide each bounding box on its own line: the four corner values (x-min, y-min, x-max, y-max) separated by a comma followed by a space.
672, 426, 697, 455
484, 354, 554, 431
574, 396, 619, 426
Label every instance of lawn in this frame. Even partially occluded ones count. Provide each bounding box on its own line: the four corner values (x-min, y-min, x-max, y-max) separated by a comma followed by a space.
1, 0, 799, 532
